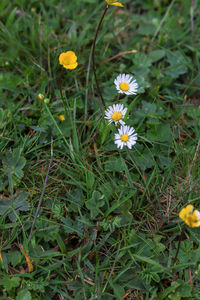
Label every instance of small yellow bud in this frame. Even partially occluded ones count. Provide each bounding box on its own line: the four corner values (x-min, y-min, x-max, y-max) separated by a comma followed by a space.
44, 98, 50, 104
38, 93, 44, 100
57, 114, 65, 121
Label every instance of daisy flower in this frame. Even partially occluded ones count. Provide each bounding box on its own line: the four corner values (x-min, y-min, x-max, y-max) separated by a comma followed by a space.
114, 125, 137, 149
114, 74, 138, 95
104, 104, 127, 126
179, 204, 200, 227
59, 51, 78, 70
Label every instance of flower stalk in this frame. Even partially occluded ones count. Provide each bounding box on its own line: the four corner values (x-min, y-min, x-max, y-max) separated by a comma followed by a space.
92, 5, 108, 109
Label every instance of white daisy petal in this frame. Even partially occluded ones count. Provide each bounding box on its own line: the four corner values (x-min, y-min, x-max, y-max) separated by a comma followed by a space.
195, 211, 200, 219
114, 74, 138, 95
125, 74, 131, 82
114, 125, 138, 150
104, 104, 128, 126
121, 74, 126, 81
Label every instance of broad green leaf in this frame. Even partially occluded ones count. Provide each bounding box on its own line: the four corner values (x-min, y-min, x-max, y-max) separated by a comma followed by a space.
85, 190, 105, 218
2, 148, 26, 179
6, 251, 22, 267
62, 217, 75, 234
149, 50, 165, 62
0, 276, 20, 291
104, 158, 124, 172
138, 24, 156, 36
16, 289, 32, 300
86, 170, 95, 190
0, 192, 30, 221
134, 254, 165, 271
165, 51, 188, 79
147, 124, 172, 143
67, 189, 85, 212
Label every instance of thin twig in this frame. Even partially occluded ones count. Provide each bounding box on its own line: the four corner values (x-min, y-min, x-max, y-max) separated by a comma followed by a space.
103, 49, 137, 64
28, 136, 53, 241
92, 5, 108, 109
187, 271, 197, 283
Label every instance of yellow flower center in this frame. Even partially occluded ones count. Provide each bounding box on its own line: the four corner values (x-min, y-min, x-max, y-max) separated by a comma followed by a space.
121, 134, 129, 142
119, 82, 129, 91
112, 112, 122, 121
62, 54, 75, 65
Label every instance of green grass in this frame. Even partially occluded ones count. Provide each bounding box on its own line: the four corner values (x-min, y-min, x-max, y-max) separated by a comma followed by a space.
0, 0, 200, 299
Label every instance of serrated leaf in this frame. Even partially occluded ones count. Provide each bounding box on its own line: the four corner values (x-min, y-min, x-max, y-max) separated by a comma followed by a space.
112, 283, 125, 300
133, 52, 152, 69
147, 124, 172, 143
142, 101, 157, 114
6, 251, 22, 267
165, 51, 188, 79
86, 190, 105, 218
104, 158, 124, 172
2, 148, 26, 180
138, 24, 156, 36
134, 149, 154, 171
0, 192, 30, 221
62, 217, 75, 234
16, 289, 32, 300
0, 276, 20, 291
149, 50, 165, 62
157, 155, 171, 169
68, 188, 85, 212
165, 65, 187, 79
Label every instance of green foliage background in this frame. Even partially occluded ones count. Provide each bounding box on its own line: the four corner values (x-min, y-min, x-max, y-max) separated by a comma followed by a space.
0, 0, 200, 299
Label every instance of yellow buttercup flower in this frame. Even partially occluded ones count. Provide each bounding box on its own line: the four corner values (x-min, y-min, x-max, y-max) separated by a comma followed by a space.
106, 0, 124, 7
179, 204, 200, 227
57, 114, 65, 121
59, 51, 78, 70
38, 93, 44, 100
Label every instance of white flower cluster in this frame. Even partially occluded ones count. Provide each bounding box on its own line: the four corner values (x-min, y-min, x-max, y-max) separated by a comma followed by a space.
104, 74, 138, 150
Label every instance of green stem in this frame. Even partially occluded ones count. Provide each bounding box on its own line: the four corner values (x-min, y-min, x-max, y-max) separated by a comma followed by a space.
59, 85, 70, 118
174, 225, 185, 264
92, 5, 108, 109
8, 170, 13, 198
44, 103, 70, 149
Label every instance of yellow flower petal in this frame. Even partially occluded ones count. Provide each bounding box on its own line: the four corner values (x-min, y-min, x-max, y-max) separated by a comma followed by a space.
110, 2, 124, 7
179, 204, 193, 221
106, 0, 124, 7
179, 205, 200, 227
57, 114, 65, 121
63, 62, 78, 70
59, 51, 78, 70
